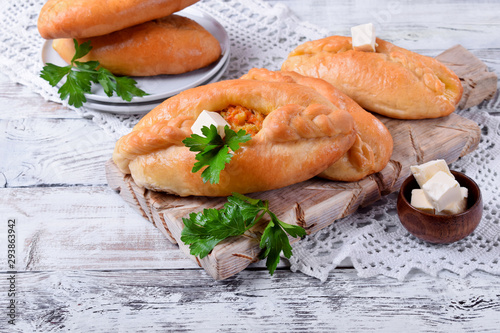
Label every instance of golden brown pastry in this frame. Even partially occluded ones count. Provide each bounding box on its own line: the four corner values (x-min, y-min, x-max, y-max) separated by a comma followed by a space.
52, 15, 221, 76
281, 36, 463, 120
113, 79, 356, 197
38, 0, 200, 39
241, 68, 393, 181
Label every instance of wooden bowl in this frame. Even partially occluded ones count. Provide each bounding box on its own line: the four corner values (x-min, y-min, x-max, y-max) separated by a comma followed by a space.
397, 170, 482, 244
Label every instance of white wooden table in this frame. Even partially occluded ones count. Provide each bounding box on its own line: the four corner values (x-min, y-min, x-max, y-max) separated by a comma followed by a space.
1, 0, 499, 331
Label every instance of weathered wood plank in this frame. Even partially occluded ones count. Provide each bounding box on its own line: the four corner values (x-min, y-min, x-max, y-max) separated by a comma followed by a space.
0, 2, 498, 332
0, 186, 287, 272
437, 45, 497, 110
105, 39, 494, 280
0, 73, 77, 120
105, 43, 493, 280
2, 269, 499, 332
0, 186, 199, 271
266, 0, 500, 50
0, 51, 498, 190
0, 117, 115, 187
107, 112, 481, 280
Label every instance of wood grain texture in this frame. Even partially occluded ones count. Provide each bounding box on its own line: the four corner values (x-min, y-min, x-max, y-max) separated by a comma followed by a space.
267, 0, 500, 51
0, 186, 199, 271
0, 185, 283, 272
106, 112, 481, 280
0, 1, 499, 331
104, 42, 492, 281
397, 171, 483, 244
437, 45, 498, 110
0, 74, 77, 120
1, 269, 499, 332
0, 117, 115, 187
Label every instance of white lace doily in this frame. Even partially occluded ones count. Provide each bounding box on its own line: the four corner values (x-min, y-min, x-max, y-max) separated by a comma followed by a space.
290, 109, 500, 281
1, 0, 498, 281
0, 0, 326, 139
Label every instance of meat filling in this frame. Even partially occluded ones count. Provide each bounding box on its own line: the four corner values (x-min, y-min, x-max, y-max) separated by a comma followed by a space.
220, 105, 265, 136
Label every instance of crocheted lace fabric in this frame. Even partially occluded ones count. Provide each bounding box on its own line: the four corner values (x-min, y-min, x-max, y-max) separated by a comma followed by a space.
1, 0, 498, 281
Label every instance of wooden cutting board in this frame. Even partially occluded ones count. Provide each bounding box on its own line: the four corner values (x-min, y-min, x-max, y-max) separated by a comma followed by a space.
105, 45, 493, 280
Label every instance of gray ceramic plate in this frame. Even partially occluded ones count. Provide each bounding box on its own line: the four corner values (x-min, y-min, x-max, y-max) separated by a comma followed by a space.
41, 6, 230, 104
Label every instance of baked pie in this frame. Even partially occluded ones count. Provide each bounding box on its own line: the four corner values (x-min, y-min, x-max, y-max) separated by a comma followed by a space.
282, 36, 463, 119
113, 79, 356, 196
51, 15, 221, 76
241, 69, 393, 181
38, 0, 200, 39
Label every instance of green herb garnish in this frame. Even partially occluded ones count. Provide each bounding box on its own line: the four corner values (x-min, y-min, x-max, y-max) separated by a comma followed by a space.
40, 39, 148, 108
181, 193, 307, 275
182, 125, 251, 184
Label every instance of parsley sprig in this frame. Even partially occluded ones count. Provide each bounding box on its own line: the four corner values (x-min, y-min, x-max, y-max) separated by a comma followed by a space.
182, 125, 251, 184
181, 193, 307, 275
40, 39, 148, 108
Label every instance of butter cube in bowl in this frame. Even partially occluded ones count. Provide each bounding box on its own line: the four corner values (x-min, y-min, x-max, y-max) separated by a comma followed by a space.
397, 169, 482, 244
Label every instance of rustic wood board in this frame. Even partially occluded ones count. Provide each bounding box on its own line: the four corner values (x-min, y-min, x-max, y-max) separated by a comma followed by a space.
437, 45, 497, 110
106, 112, 481, 280
3, 269, 500, 332
105, 45, 493, 280
2, 1, 500, 330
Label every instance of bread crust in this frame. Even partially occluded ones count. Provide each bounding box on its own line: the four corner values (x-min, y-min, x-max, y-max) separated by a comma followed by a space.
241, 68, 393, 181
113, 79, 356, 196
281, 36, 463, 120
38, 0, 200, 39
51, 15, 221, 76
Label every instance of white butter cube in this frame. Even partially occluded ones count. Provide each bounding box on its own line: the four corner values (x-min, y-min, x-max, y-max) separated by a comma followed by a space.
411, 189, 435, 214
422, 171, 462, 212
351, 23, 377, 52
410, 159, 453, 188
191, 110, 229, 138
439, 187, 469, 215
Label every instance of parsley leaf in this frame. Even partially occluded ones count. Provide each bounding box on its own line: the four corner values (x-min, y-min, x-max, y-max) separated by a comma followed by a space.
71, 39, 92, 62
114, 75, 146, 102
227, 192, 267, 221
96, 68, 117, 97
181, 205, 255, 258
194, 145, 232, 184
40, 63, 72, 86
181, 193, 307, 275
259, 211, 306, 274
58, 69, 93, 108
182, 125, 251, 184
40, 39, 148, 108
